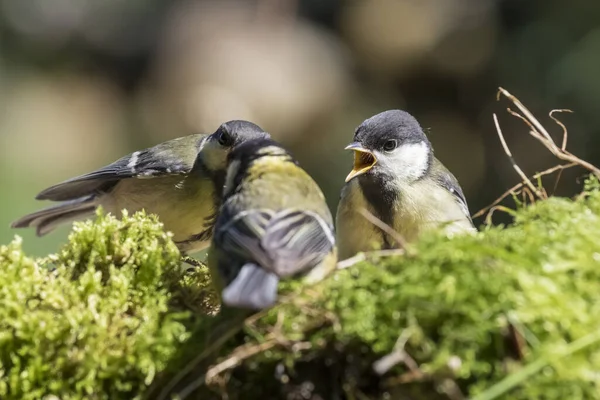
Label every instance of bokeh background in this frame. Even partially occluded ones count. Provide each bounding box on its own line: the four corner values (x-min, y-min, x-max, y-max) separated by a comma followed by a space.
1, 0, 599, 256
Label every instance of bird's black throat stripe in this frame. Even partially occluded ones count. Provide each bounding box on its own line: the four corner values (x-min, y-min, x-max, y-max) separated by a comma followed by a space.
358, 173, 397, 249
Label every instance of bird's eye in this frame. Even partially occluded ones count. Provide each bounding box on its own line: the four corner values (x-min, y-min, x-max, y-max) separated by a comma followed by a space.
218, 131, 234, 146
383, 139, 397, 152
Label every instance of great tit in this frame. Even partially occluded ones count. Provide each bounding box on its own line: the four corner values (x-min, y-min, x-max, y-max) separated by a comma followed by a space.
11, 120, 271, 255
155, 139, 337, 398
208, 138, 337, 310
336, 110, 475, 259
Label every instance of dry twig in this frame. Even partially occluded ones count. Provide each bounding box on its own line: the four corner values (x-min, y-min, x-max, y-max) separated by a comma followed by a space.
336, 249, 406, 270
473, 163, 577, 219
474, 87, 599, 221
205, 339, 278, 384
492, 113, 544, 200
373, 329, 415, 375
498, 87, 600, 177
549, 109, 572, 151
358, 208, 409, 250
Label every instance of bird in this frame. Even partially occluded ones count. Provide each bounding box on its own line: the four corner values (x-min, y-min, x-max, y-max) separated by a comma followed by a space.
11, 120, 271, 255
207, 138, 337, 310
154, 138, 337, 399
336, 109, 476, 259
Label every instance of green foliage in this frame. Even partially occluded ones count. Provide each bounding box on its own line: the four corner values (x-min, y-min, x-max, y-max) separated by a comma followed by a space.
3, 180, 600, 399
0, 210, 216, 400
206, 178, 600, 400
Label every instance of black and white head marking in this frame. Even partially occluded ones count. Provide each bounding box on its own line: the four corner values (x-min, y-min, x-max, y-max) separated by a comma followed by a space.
192, 120, 271, 187
350, 110, 433, 230
354, 110, 433, 185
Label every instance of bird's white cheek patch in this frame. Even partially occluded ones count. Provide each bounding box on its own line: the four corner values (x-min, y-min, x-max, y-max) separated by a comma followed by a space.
382, 141, 429, 182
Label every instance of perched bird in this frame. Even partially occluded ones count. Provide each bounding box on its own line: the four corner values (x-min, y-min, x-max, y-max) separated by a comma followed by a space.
11, 120, 271, 255
336, 110, 475, 259
154, 139, 337, 399
208, 138, 337, 310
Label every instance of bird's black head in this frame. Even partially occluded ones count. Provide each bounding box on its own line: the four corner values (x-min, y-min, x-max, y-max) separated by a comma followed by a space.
196, 120, 271, 174
222, 138, 295, 197
214, 120, 271, 147
227, 138, 291, 164
344, 110, 433, 183
353, 110, 430, 153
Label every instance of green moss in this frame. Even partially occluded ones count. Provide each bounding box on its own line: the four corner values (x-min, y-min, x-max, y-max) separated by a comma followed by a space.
202, 178, 600, 400
0, 210, 216, 400
3, 180, 600, 399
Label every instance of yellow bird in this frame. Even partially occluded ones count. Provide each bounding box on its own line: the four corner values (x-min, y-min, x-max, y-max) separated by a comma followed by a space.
12, 120, 270, 255
208, 138, 337, 309
336, 110, 475, 259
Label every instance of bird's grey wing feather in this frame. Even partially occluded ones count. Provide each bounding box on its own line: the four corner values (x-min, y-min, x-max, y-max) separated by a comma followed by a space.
215, 208, 335, 278
10, 195, 97, 236
260, 210, 335, 277
432, 170, 472, 224
37, 135, 204, 201
216, 209, 275, 269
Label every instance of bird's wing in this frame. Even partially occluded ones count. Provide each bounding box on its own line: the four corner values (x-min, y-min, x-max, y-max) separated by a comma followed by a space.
261, 209, 335, 277
432, 166, 473, 224
214, 209, 274, 269
215, 208, 335, 278
37, 135, 205, 201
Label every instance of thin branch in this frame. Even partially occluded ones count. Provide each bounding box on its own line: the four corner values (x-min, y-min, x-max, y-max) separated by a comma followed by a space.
547, 108, 574, 195
493, 113, 545, 199
358, 208, 409, 251
172, 319, 318, 399
336, 253, 366, 270
206, 339, 278, 383
155, 315, 247, 400
476, 88, 600, 221
498, 88, 600, 177
373, 328, 414, 375
383, 352, 427, 386
485, 205, 517, 226
549, 109, 572, 151
498, 88, 555, 143
506, 108, 539, 139
178, 336, 316, 399
175, 338, 279, 399
521, 186, 536, 206
336, 249, 406, 270
473, 163, 577, 219
551, 167, 564, 197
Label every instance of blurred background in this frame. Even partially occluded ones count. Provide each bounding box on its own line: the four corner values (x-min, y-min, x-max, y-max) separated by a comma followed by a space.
1, 0, 599, 256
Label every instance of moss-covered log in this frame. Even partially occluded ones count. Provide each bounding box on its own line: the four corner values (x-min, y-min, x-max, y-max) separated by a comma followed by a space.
2, 179, 600, 399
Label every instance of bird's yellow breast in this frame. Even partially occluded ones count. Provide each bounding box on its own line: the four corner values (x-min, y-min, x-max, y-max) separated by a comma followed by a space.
336, 178, 474, 259
336, 179, 385, 259
101, 175, 215, 248
392, 180, 474, 240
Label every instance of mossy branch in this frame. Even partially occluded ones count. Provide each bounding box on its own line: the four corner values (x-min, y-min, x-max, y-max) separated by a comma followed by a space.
2, 90, 600, 399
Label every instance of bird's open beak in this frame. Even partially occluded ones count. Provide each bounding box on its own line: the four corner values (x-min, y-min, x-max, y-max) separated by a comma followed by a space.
344, 142, 377, 182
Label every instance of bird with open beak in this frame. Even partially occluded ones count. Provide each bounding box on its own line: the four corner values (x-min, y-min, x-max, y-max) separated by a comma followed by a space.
336, 110, 476, 259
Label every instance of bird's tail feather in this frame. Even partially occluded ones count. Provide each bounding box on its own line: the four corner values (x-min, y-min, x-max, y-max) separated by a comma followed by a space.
222, 263, 279, 310
11, 196, 97, 236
